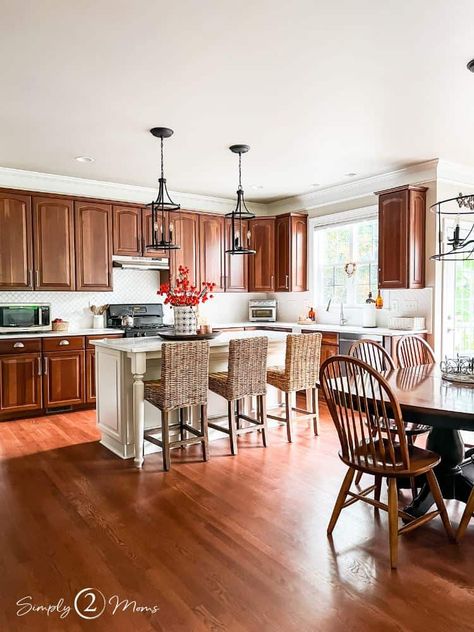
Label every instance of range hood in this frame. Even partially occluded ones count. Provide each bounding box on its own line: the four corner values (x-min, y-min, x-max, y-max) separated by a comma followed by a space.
112, 255, 170, 270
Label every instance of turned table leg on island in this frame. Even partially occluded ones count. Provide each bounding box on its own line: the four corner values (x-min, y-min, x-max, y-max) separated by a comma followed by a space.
131, 352, 147, 469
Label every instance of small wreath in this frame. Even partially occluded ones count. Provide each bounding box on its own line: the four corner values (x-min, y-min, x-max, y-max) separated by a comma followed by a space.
344, 262, 357, 277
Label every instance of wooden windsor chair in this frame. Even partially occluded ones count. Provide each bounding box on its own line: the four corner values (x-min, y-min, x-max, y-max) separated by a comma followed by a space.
320, 354, 454, 569
349, 338, 432, 497
396, 335, 436, 368
267, 333, 322, 442
208, 336, 269, 455
144, 340, 210, 471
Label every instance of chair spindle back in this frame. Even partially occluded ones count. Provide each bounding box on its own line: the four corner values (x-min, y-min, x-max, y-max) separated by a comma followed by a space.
349, 339, 395, 373
396, 335, 435, 368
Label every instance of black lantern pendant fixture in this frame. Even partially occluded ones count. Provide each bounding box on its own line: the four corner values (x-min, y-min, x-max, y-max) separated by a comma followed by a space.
146, 127, 181, 251
431, 192, 474, 261
225, 144, 256, 255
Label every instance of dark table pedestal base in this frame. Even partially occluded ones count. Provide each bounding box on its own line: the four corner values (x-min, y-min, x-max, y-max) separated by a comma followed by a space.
404, 428, 474, 518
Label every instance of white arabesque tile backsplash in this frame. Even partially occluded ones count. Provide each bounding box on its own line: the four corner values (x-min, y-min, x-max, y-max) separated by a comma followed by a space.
0, 269, 267, 329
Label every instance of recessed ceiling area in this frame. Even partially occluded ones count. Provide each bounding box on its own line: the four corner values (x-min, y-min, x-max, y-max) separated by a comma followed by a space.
1, 0, 474, 202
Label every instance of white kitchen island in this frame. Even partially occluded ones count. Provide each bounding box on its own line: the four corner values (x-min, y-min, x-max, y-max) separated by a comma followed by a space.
92, 330, 289, 467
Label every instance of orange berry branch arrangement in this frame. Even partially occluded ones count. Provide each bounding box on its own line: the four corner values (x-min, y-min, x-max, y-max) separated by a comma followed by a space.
158, 265, 216, 307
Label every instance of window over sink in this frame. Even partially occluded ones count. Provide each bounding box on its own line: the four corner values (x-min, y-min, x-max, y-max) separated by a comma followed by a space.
313, 217, 378, 307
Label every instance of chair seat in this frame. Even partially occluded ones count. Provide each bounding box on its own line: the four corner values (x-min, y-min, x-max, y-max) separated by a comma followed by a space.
144, 379, 164, 410
341, 440, 440, 476
208, 371, 230, 399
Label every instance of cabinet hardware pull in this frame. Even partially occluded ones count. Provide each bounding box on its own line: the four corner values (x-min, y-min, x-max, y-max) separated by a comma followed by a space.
59, 340, 70, 346
43, 357, 48, 375
271, 275, 274, 290
13, 342, 25, 348
37, 357, 42, 376
285, 274, 289, 289
28, 269, 33, 287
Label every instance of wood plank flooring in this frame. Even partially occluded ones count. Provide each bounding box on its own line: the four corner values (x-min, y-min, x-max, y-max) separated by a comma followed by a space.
0, 407, 474, 631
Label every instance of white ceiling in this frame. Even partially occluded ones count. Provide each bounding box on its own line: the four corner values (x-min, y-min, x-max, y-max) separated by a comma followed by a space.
1, 0, 474, 203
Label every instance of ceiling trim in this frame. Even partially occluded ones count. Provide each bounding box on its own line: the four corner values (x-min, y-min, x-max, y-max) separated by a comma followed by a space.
266, 159, 440, 214
0, 166, 268, 215
437, 159, 474, 189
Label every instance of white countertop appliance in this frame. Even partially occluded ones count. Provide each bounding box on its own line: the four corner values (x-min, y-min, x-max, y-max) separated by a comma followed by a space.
249, 299, 277, 322
0, 303, 51, 334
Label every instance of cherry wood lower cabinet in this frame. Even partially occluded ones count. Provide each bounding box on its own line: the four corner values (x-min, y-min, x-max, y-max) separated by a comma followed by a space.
75, 201, 113, 291
0, 192, 33, 290
43, 350, 85, 408
86, 349, 96, 403
0, 353, 42, 414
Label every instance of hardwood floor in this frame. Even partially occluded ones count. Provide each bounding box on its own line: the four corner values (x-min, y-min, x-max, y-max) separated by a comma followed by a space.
1, 407, 474, 631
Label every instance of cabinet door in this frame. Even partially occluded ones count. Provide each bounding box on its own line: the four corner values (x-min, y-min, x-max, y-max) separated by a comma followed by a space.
275, 216, 290, 291
43, 351, 85, 408
199, 214, 225, 292
224, 218, 248, 292
291, 215, 307, 292
171, 211, 200, 287
113, 206, 142, 256
0, 353, 42, 413
86, 349, 96, 403
409, 190, 426, 289
0, 192, 33, 290
248, 218, 275, 292
378, 190, 408, 289
75, 202, 113, 291
33, 197, 75, 290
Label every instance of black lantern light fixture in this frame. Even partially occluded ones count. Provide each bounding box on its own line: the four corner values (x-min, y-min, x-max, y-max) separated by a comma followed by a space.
431, 192, 474, 261
146, 127, 181, 251
225, 144, 256, 255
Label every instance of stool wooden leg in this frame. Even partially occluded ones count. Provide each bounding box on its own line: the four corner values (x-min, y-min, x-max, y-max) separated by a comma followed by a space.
228, 401, 238, 456
179, 407, 185, 447
259, 395, 268, 447
236, 398, 241, 430
285, 392, 294, 442
312, 387, 319, 436
201, 404, 209, 462
162, 411, 171, 471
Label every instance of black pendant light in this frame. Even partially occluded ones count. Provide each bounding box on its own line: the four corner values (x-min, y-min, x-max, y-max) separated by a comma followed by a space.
146, 127, 181, 251
431, 192, 474, 261
225, 144, 256, 255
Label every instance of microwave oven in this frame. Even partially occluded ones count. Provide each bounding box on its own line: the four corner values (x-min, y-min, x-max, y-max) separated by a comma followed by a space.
249, 300, 277, 322
0, 303, 52, 334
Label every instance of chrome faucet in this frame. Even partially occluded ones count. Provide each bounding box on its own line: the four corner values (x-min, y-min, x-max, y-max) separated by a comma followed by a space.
339, 302, 348, 326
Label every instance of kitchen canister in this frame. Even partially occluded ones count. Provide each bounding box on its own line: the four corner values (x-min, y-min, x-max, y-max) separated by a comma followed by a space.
362, 303, 377, 328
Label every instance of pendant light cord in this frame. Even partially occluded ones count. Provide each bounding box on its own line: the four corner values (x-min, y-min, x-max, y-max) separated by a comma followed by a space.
238, 152, 242, 189
160, 137, 164, 180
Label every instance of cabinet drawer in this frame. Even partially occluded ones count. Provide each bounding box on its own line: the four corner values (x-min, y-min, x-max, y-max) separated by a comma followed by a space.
42, 336, 85, 352
86, 334, 123, 349
0, 338, 42, 354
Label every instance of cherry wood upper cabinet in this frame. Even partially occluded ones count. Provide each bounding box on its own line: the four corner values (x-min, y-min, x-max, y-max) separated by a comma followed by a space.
275, 213, 307, 292
0, 353, 42, 413
75, 202, 113, 291
199, 214, 225, 292
376, 185, 427, 289
248, 217, 275, 292
224, 218, 249, 292
113, 205, 142, 257
0, 192, 33, 290
33, 197, 75, 290
171, 211, 200, 287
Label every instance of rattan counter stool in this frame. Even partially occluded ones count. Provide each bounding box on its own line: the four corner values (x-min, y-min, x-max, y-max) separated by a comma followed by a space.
208, 336, 268, 455
266, 333, 322, 442
144, 340, 210, 471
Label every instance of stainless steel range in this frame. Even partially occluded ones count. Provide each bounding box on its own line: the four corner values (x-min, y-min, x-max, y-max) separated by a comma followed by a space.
106, 303, 173, 337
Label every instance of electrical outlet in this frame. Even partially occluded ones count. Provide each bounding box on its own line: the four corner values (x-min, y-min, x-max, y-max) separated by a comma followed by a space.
391, 299, 400, 313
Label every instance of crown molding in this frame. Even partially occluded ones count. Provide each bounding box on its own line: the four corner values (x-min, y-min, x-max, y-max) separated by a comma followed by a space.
437, 159, 474, 189
266, 159, 440, 214
0, 166, 268, 215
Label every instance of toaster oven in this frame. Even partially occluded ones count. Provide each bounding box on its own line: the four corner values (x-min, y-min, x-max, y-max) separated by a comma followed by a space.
249, 299, 277, 322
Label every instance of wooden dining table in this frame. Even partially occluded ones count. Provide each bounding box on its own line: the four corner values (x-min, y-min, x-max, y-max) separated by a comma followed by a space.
374, 363, 474, 517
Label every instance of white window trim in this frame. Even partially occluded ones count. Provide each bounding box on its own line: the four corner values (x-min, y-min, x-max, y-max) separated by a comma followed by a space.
308, 205, 378, 311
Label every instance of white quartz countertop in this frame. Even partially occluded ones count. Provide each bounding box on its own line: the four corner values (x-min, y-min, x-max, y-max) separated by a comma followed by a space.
92, 329, 289, 353
0, 328, 121, 340
212, 321, 427, 337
